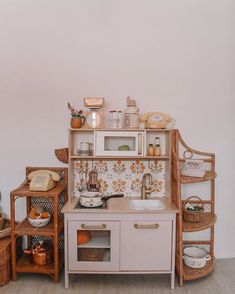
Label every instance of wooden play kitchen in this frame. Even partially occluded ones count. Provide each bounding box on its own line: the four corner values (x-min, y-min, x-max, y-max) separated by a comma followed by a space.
61, 98, 217, 289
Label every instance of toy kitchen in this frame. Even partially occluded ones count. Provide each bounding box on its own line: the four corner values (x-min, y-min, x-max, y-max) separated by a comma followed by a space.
59, 97, 178, 289
57, 97, 216, 289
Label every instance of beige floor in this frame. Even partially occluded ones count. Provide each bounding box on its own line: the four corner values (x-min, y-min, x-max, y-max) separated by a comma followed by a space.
1, 259, 235, 294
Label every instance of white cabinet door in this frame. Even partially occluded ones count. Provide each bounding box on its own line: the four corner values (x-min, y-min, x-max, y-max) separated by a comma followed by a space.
68, 221, 119, 271
120, 220, 172, 271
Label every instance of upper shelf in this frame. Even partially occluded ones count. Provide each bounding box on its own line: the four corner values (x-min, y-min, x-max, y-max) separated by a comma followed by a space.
70, 155, 170, 160
180, 171, 217, 184
68, 128, 172, 132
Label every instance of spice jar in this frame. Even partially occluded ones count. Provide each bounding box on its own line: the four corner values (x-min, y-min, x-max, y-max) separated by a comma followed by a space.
147, 144, 154, 156
154, 137, 161, 156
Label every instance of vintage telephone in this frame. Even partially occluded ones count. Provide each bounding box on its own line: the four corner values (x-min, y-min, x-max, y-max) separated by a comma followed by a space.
139, 112, 171, 129
28, 170, 60, 192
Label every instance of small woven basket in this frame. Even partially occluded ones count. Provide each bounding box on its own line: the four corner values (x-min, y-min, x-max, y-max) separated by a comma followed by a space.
0, 214, 5, 230
0, 220, 11, 239
54, 148, 69, 164
183, 196, 204, 223
78, 248, 104, 262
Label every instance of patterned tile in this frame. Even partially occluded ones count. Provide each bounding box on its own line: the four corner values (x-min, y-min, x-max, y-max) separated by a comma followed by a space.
74, 160, 166, 197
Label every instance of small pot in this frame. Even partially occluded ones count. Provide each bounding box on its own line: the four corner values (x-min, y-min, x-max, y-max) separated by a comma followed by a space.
183, 247, 211, 269
79, 192, 123, 208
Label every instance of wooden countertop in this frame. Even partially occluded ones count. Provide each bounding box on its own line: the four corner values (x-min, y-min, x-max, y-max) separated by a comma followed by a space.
62, 196, 179, 214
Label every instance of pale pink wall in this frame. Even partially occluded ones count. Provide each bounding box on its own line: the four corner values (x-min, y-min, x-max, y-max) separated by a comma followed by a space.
0, 0, 234, 258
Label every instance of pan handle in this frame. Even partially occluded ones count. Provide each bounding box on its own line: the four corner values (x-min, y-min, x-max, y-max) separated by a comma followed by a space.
101, 194, 124, 201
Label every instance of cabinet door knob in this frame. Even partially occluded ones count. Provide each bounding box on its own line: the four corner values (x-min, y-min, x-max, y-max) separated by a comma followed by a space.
134, 223, 159, 229
81, 224, 107, 230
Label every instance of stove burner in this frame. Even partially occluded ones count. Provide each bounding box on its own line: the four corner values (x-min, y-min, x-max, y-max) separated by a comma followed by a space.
74, 201, 105, 209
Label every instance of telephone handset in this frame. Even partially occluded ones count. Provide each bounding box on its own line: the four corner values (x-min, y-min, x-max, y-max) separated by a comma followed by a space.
28, 170, 60, 192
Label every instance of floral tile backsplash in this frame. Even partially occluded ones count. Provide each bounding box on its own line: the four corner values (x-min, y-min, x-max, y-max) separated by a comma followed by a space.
74, 160, 166, 197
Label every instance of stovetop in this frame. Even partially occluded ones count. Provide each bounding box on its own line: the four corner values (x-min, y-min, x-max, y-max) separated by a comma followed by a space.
74, 201, 106, 209
74, 193, 124, 210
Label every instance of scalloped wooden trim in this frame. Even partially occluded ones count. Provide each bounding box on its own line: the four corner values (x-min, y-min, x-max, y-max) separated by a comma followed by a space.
183, 255, 215, 281
183, 213, 217, 232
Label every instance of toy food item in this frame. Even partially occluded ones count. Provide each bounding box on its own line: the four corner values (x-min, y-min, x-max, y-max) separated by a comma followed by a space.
40, 211, 50, 219
77, 230, 91, 245
28, 207, 50, 220
29, 207, 37, 219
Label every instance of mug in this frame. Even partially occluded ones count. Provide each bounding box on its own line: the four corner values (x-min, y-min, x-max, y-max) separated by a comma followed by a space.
79, 142, 93, 156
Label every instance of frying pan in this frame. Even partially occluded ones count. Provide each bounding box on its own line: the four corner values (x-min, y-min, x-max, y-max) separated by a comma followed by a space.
79, 192, 124, 208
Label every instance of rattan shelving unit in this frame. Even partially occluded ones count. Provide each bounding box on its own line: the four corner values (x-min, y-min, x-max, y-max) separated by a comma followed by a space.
171, 130, 217, 286
10, 167, 68, 283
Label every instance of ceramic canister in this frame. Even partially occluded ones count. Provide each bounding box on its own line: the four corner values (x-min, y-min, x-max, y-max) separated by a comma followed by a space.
80, 142, 90, 155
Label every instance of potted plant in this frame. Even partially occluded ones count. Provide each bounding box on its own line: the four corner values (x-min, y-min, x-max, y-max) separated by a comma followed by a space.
68, 102, 86, 128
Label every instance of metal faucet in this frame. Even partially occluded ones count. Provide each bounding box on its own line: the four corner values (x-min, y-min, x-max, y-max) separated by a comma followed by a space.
141, 173, 155, 199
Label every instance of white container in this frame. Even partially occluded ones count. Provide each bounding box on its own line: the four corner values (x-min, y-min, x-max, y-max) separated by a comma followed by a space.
180, 159, 206, 177
183, 247, 211, 268
124, 106, 139, 129
28, 215, 51, 228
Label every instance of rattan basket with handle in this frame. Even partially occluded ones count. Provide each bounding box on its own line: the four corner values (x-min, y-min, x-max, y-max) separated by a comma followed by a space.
183, 196, 204, 223
78, 248, 104, 261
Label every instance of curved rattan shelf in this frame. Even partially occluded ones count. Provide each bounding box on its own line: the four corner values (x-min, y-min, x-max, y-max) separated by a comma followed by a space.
183, 255, 215, 281
180, 171, 217, 184
183, 213, 217, 232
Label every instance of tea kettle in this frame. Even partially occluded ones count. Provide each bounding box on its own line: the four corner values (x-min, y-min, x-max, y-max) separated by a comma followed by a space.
24, 241, 54, 266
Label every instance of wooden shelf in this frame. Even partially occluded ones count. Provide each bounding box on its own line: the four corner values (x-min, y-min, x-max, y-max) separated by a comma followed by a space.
183, 255, 215, 281
180, 171, 217, 184
69, 128, 171, 132
11, 183, 66, 198
15, 252, 64, 274
78, 236, 110, 248
14, 216, 64, 236
10, 167, 68, 283
70, 155, 170, 160
183, 213, 217, 232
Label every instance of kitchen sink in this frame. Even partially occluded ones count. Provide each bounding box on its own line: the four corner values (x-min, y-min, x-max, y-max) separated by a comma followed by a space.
128, 199, 165, 211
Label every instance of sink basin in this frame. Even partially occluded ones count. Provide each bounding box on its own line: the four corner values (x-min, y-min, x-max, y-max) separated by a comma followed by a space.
128, 199, 165, 211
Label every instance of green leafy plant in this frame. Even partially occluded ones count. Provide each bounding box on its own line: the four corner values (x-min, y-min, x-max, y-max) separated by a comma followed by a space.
67, 102, 86, 120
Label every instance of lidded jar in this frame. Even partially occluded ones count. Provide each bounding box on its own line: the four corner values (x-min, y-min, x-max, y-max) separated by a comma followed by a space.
123, 96, 139, 129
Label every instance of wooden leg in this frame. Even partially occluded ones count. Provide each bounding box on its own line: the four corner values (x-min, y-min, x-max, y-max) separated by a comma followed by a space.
64, 214, 69, 288
171, 272, 175, 289
65, 271, 69, 288
10, 193, 17, 281
53, 195, 59, 283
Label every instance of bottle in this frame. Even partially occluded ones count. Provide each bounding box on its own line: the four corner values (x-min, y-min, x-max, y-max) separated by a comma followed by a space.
147, 144, 154, 156
117, 111, 123, 128
154, 137, 161, 156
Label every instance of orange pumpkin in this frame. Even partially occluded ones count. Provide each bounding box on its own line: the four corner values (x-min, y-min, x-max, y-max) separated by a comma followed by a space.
77, 230, 91, 245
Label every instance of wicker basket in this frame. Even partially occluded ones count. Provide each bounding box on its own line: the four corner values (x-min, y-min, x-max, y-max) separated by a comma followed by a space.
183, 196, 204, 223
54, 148, 69, 164
180, 159, 206, 178
0, 238, 10, 287
0, 220, 11, 239
0, 214, 5, 230
0, 237, 22, 287
78, 248, 104, 261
